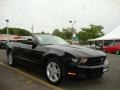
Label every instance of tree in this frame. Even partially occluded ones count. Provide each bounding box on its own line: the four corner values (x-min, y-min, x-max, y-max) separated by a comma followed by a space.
52, 29, 61, 37
41, 31, 45, 34
61, 27, 76, 40
0, 27, 31, 36
52, 27, 76, 42
77, 24, 104, 44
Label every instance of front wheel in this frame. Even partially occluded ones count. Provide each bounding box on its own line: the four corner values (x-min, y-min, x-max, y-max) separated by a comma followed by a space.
45, 58, 66, 85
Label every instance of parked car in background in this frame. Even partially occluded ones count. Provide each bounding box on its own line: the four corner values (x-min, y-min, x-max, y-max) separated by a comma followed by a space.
103, 45, 120, 54
0, 40, 7, 48
103, 40, 120, 55
6, 34, 109, 85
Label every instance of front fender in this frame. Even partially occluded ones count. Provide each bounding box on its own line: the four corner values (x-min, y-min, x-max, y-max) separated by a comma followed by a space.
43, 50, 65, 57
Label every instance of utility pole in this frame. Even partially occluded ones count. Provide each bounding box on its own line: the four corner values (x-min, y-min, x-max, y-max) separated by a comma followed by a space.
31, 24, 34, 34
6, 19, 9, 41
69, 20, 76, 30
69, 20, 76, 44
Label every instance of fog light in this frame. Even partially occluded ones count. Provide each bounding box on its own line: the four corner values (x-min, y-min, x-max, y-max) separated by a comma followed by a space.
68, 72, 76, 76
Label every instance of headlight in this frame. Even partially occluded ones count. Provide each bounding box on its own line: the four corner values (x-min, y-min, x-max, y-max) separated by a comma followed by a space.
78, 57, 88, 64
72, 57, 88, 64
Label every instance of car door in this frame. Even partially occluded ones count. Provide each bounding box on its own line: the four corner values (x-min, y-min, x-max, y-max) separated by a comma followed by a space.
105, 46, 113, 53
13, 40, 34, 64
14, 41, 25, 58
29, 45, 49, 65
109, 46, 115, 53
16, 39, 46, 68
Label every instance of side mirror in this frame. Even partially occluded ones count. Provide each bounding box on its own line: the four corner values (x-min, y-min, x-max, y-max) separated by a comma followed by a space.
32, 42, 37, 49
27, 38, 33, 41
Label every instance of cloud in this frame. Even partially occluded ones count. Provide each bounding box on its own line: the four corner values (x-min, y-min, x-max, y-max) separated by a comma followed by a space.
0, 0, 120, 33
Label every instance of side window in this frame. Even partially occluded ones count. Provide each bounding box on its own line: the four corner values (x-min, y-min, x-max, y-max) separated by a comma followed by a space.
115, 40, 120, 46
104, 40, 114, 46
23, 38, 34, 45
14, 36, 34, 45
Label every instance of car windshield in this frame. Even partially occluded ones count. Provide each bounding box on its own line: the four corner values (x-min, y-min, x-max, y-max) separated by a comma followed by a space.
36, 35, 69, 45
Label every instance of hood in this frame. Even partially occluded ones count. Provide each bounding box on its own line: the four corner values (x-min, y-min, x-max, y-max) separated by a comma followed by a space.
46, 44, 106, 58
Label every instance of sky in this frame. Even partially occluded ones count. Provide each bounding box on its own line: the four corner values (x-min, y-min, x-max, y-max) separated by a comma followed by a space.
0, 0, 120, 34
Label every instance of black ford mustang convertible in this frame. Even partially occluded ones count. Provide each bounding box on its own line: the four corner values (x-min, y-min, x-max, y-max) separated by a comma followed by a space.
6, 35, 108, 85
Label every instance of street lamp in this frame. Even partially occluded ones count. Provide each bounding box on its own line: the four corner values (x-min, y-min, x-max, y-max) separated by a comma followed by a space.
5, 19, 9, 41
31, 23, 34, 34
69, 20, 76, 44
69, 20, 76, 29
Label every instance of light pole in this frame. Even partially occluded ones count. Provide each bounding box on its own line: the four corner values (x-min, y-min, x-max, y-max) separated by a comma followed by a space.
31, 24, 34, 34
69, 20, 76, 30
69, 20, 76, 44
6, 19, 9, 41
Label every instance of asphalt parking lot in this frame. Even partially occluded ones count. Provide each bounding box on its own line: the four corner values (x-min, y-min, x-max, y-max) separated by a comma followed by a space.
0, 49, 120, 90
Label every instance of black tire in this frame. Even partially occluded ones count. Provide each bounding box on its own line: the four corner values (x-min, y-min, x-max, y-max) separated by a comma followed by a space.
116, 50, 120, 55
7, 50, 16, 66
45, 57, 67, 85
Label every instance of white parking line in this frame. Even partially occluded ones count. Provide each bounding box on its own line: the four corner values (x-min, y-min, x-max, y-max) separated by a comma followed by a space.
0, 62, 63, 90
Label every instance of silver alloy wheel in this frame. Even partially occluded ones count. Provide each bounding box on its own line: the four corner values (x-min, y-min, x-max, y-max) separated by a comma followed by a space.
46, 62, 61, 83
8, 52, 13, 65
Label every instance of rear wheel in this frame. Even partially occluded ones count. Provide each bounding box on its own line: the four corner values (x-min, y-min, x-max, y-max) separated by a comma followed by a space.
45, 58, 66, 85
7, 51, 16, 66
116, 50, 120, 55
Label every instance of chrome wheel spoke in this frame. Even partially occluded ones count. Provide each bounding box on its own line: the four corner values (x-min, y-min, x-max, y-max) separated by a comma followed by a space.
46, 61, 61, 82
55, 69, 60, 74
53, 74, 58, 81
47, 65, 53, 71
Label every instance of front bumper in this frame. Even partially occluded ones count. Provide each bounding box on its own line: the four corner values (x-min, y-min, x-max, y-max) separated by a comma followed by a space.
68, 60, 109, 76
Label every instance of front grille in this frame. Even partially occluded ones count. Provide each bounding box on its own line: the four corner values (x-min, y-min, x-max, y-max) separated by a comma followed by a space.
85, 56, 106, 66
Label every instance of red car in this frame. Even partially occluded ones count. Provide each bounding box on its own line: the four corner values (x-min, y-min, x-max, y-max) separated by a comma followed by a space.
103, 45, 120, 54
